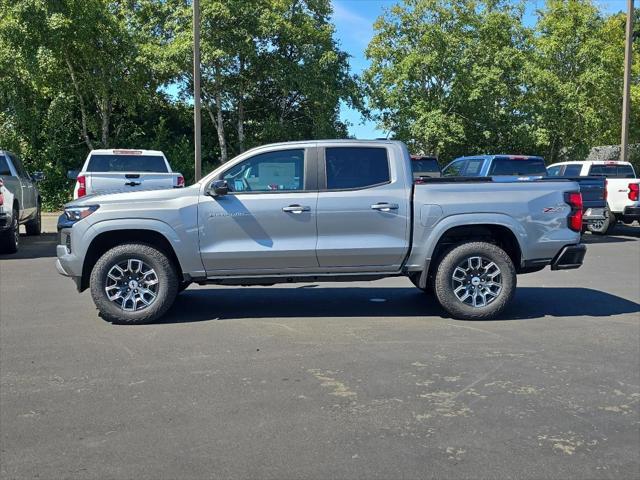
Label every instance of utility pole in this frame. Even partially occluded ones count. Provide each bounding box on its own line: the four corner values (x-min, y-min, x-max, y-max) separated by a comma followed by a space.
193, 0, 202, 181
620, 0, 634, 162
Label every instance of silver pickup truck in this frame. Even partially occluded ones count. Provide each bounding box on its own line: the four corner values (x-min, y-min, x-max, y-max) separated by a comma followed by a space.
56, 140, 586, 324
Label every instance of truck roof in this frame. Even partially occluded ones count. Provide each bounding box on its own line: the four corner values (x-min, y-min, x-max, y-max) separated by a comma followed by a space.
454, 154, 544, 161
548, 160, 632, 166
88, 149, 165, 156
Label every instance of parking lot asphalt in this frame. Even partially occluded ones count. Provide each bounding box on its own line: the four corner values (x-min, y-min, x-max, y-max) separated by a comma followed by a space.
1, 216, 639, 480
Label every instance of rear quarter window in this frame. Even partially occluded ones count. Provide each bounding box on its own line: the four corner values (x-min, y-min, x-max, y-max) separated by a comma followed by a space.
87, 154, 169, 173
325, 147, 390, 190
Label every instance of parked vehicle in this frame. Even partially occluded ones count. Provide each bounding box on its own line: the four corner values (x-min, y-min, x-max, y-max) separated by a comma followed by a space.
547, 160, 639, 234
411, 155, 441, 181
0, 150, 43, 253
442, 155, 547, 180
68, 149, 185, 199
442, 154, 606, 230
56, 140, 586, 324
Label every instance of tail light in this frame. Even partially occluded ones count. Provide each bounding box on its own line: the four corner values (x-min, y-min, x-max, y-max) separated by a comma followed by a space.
629, 183, 639, 201
0, 178, 4, 206
177, 175, 185, 188
77, 175, 87, 197
564, 191, 583, 232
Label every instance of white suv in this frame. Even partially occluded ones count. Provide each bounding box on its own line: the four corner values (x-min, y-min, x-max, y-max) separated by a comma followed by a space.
547, 160, 639, 234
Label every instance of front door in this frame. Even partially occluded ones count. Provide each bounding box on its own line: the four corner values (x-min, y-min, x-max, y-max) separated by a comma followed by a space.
198, 147, 319, 274
315, 146, 410, 270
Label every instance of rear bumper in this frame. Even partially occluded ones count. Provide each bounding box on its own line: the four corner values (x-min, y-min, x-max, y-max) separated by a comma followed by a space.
622, 206, 640, 221
551, 244, 586, 270
583, 207, 605, 221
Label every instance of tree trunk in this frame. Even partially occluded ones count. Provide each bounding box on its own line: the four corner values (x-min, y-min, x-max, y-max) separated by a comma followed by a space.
237, 97, 245, 153
99, 96, 112, 148
64, 54, 93, 150
215, 92, 228, 163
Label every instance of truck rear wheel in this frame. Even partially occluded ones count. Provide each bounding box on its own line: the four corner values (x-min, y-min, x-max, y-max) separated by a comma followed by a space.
587, 206, 616, 235
90, 243, 179, 324
433, 241, 516, 320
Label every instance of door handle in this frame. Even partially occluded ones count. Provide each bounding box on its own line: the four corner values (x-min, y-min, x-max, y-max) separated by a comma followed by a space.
125, 181, 141, 187
282, 204, 310, 214
371, 202, 399, 211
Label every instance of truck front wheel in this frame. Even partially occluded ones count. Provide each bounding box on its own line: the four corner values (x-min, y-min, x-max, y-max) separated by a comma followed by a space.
433, 241, 516, 320
90, 243, 179, 324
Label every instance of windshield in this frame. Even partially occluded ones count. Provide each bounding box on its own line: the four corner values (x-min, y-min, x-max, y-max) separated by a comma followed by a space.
489, 157, 547, 176
588, 164, 636, 179
86, 154, 169, 173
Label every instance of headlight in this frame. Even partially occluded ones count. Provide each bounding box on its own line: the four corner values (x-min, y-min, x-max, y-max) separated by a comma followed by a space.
64, 205, 99, 222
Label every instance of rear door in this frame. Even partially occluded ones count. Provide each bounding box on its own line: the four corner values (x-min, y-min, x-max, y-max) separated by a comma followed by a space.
315, 145, 410, 270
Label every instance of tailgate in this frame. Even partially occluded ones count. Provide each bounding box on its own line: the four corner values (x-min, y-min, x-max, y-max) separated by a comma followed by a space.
566, 176, 606, 209
86, 172, 178, 195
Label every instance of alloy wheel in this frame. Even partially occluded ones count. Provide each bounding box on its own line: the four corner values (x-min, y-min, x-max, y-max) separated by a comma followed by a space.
104, 258, 159, 311
451, 255, 502, 308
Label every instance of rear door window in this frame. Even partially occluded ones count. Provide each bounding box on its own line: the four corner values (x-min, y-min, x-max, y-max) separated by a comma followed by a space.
9, 154, 28, 178
325, 147, 390, 190
86, 154, 169, 173
489, 157, 547, 176
462, 158, 484, 176
588, 164, 636, 178
0, 154, 12, 176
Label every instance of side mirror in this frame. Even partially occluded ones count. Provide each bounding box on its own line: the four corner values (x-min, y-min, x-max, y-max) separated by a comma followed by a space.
207, 179, 229, 197
67, 170, 79, 180
31, 171, 45, 182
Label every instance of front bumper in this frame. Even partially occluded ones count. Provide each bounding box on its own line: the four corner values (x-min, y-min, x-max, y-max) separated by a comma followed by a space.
551, 244, 586, 270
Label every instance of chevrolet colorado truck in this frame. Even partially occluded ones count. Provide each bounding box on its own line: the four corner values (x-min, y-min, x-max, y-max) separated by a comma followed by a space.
56, 140, 586, 324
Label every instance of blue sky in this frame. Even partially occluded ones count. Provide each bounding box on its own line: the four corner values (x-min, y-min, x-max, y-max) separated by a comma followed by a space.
330, 0, 629, 139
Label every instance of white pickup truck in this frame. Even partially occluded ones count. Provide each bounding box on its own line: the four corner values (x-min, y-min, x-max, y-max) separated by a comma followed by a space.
68, 149, 184, 199
547, 160, 639, 233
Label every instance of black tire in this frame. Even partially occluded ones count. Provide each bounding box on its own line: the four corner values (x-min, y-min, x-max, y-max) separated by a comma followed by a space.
433, 241, 516, 320
178, 280, 192, 293
25, 202, 41, 236
587, 206, 616, 235
90, 243, 179, 324
0, 207, 19, 254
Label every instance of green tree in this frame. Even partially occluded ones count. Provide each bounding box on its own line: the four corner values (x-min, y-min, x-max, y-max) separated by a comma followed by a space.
364, 0, 534, 161
525, 0, 635, 162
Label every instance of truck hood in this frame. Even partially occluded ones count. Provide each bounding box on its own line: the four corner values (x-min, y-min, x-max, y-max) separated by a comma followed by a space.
66, 184, 201, 207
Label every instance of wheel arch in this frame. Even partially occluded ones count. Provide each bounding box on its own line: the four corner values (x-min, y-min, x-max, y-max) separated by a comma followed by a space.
424, 222, 524, 285
80, 229, 183, 292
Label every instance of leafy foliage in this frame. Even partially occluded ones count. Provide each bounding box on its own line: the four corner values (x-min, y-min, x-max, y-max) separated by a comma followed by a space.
364, 0, 640, 164
0, 0, 357, 209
